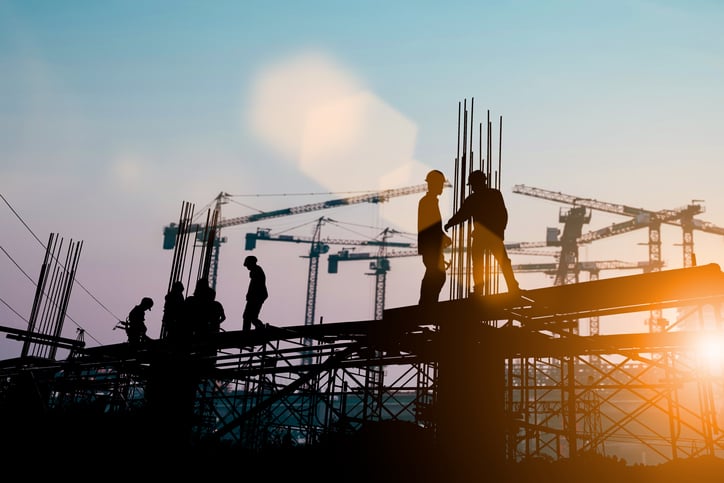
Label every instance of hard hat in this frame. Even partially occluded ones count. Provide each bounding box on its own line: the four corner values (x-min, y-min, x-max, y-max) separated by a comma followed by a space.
425, 170, 445, 183
468, 170, 487, 185
244, 255, 257, 267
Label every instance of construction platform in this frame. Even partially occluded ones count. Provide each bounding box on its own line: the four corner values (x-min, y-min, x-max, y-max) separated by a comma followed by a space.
1, 264, 723, 476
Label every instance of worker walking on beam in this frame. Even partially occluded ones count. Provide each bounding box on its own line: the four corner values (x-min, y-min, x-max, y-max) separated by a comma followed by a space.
242, 255, 268, 331
445, 169, 520, 296
418, 169, 452, 304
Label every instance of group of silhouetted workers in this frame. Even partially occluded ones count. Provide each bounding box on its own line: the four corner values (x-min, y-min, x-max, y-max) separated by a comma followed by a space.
124, 168, 521, 345
123, 255, 268, 346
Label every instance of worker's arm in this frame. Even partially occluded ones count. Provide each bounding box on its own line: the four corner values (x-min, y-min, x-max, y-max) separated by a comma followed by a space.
444, 200, 471, 231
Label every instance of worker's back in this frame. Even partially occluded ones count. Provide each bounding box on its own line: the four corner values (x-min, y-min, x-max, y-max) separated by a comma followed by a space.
465, 187, 508, 239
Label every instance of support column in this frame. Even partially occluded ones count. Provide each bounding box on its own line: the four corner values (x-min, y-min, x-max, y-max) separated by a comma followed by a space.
436, 321, 506, 481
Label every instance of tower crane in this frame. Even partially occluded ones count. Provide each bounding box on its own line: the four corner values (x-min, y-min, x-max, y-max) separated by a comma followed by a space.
512, 185, 716, 269
512, 184, 713, 332
328, 237, 419, 321
162, 183, 432, 289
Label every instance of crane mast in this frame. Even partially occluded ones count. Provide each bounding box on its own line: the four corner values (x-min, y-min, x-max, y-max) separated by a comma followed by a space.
329, 248, 418, 319
370, 229, 398, 320
303, 218, 326, 361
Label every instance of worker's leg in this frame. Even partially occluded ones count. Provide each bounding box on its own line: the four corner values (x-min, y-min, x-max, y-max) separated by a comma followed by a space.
246, 301, 265, 329
432, 262, 446, 301
470, 237, 485, 295
243, 303, 258, 331
492, 239, 519, 293
419, 252, 446, 304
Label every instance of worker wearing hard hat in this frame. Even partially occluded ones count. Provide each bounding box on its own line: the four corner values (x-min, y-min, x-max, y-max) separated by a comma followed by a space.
444, 169, 520, 296
418, 169, 452, 304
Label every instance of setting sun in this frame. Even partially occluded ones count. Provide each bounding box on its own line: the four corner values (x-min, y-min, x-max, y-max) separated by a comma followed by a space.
696, 332, 724, 375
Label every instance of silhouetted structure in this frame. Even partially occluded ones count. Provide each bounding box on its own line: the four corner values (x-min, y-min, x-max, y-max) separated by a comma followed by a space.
1, 263, 724, 481
3, 100, 724, 478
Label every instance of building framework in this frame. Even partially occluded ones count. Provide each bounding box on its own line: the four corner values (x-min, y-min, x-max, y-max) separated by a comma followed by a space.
1, 264, 723, 471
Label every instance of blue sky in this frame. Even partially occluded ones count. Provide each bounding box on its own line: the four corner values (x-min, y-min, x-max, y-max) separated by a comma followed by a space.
2, 0, 723, 359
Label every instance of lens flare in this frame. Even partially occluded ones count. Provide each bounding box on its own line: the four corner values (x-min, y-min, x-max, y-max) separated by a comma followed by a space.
695, 332, 724, 375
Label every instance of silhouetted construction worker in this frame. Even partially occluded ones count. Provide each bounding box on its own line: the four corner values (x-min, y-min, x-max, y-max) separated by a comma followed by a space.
208, 287, 226, 334
445, 170, 520, 296
126, 297, 153, 345
418, 169, 452, 304
184, 277, 212, 340
243, 255, 268, 331
161, 280, 185, 341
197, 287, 226, 369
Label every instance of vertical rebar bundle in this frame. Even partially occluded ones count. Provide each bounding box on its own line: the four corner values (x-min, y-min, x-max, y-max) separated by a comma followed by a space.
22, 232, 83, 360
448, 99, 505, 300
161, 200, 220, 339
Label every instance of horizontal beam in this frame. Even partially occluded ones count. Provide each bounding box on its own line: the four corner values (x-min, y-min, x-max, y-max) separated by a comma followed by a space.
384, 263, 724, 326
0, 325, 84, 350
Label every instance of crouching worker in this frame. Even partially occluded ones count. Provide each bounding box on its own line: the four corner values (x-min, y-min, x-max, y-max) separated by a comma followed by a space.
125, 296, 154, 345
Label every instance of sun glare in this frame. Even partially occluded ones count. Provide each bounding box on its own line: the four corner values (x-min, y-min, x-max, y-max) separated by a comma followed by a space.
247, 51, 428, 195
695, 333, 724, 375
247, 51, 362, 163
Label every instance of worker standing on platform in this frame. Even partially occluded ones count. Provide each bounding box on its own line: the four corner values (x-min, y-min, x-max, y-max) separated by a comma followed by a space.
208, 288, 226, 334
418, 169, 452, 304
161, 281, 185, 341
243, 255, 268, 331
184, 278, 212, 340
444, 169, 520, 296
198, 287, 226, 368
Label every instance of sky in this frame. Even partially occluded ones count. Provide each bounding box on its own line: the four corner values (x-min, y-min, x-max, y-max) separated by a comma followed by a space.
1, 0, 723, 360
